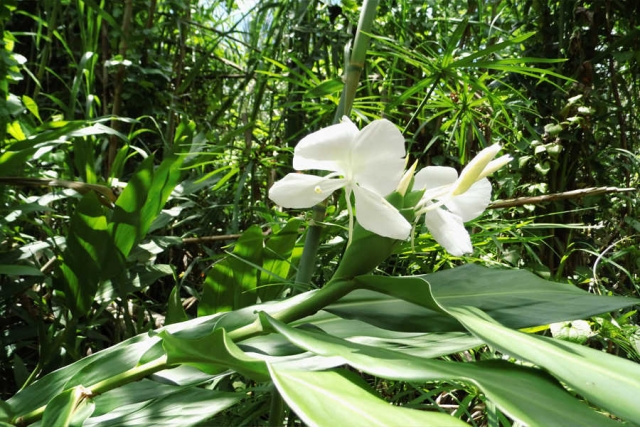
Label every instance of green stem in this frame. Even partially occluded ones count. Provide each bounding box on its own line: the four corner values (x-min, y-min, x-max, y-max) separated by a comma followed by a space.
228, 279, 357, 341
292, 202, 326, 293
13, 356, 170, 426
335, 0, 379, 120
268, 385, 285, 426
296, 0, 381, 290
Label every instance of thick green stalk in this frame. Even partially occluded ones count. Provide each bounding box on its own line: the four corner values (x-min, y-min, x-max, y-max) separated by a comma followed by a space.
292, 202, 326, 292
334, 0, 379, 121
228, 278, 357, 341
297, 0, 380, 289
268, 385, 285, 426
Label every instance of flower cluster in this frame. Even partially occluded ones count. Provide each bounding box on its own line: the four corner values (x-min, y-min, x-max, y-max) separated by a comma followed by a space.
269, 117, 512, 256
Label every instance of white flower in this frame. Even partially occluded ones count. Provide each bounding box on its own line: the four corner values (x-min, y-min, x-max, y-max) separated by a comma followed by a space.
269, 117, 411, 241
413, 144, 512, 256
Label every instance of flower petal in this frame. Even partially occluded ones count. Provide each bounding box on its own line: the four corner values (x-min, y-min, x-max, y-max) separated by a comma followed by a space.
478, 154, 513, 180
423, 208, 473, 256
269, 173, 347, 208
352, 185, 411, 240
293, 118, 358, 172
413, 166, 458, 191
446, 178, 492, 222
452, 144, 501, 195
351, 119, 407, 196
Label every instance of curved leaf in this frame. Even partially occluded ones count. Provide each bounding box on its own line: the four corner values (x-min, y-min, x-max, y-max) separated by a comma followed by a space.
269, 366, 468, 427
261, 313, 620, 427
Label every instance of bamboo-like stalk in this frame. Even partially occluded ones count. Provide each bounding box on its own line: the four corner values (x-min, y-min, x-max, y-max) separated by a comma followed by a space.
295, 0, 380, 290
334, 0, 380, 121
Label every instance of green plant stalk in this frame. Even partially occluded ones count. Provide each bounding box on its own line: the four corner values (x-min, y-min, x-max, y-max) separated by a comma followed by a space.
297, 0, 380, 289
268, 385, 285, 426
13, 355, 170, 426
228, 278, 357, 341
292, 202, 326, 292
335, 0, 379, 120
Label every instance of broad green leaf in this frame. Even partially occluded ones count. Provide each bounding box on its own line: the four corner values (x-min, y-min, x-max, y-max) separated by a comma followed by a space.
159, 328, 270, 381
166, 284, 188, 325
84, 386, 241, 427
199, 259, 237, 315
0, 264, 43, 276
41, 386, 95, 427
424, 265, 638, 327
261, 313, 620, 427
227, 224, 263, 309
269, 366, 468, 427
110, 156, 154, 257
448, 305, 640, 423
199, 225, 264, 315
57, 192, 118, 315
259, 218, 302, 301
110, 155, 183, 258
331, 265, 639, 332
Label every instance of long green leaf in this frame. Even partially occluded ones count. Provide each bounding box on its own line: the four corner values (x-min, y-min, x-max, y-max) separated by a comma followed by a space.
331, 264, 639, 332
269, 365, 468, 427
84, 386, 241, 427
110, 155, 183, 258
261, 313, 621, 427
259, 218, 302, 301
57, 192, 119, 314
199, 225, 263, 315
448, 306, 640, 423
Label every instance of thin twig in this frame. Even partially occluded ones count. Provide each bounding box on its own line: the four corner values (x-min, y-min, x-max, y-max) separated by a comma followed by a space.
489, 186, 635, 209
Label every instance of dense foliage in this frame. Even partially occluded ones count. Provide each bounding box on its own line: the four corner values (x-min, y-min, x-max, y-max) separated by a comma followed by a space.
1, 0, 639, 425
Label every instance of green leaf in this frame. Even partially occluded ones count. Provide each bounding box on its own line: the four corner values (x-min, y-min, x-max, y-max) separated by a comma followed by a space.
259, 218, 302, 301
6, 121, 25, 140
57, 192, 119, 315
21, 95, 40, 122
448, 305, 640, 423
227, 224, 263, 308
199, 259, 236, 315
304, 78, 343, 98
269, 365, 468, 427
110, 155, 183, 258
41, 387, 95, 427
199, 225, 264, 315
166, 284, 188, 325
0, 400, 14, 424
159, 328, 270, 381
336, 264, 639, 332
261, 313, 621, 427
0, 264, 43, 276
85, 385, 241, 427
